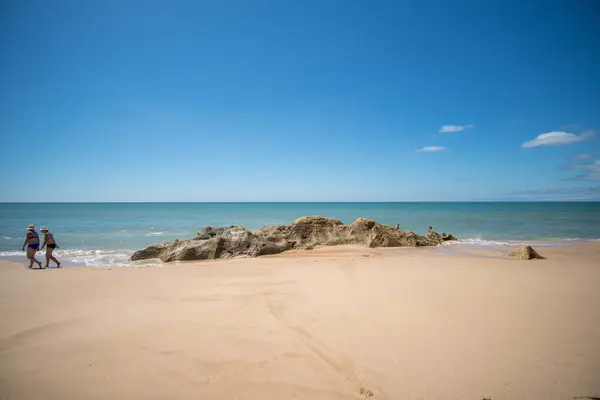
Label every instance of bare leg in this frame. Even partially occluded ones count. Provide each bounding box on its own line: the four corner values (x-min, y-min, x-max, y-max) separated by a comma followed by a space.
47, 248, 60, 267
34, 250, 43, 268
26, 247, 33, 268
45, 248, 51, 268
27, 248, 42, 268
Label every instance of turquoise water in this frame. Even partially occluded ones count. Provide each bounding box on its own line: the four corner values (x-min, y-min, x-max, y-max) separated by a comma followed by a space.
1, 202, 599, 266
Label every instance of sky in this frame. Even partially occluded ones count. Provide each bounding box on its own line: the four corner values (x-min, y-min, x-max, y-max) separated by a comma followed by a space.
1, 0, 599, 202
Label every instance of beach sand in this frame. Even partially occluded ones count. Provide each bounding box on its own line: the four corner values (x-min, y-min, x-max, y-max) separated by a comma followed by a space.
1, 243, 599, 399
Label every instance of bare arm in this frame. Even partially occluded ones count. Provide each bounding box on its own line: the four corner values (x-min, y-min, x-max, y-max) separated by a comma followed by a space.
41, 236, 47, 250
22, 233, 29, 250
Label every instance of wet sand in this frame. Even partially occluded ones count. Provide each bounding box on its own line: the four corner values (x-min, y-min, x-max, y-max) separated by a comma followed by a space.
1, 243, 599, 399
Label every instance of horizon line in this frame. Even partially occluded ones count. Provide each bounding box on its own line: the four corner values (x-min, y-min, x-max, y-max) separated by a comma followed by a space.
1, 200, 599, 204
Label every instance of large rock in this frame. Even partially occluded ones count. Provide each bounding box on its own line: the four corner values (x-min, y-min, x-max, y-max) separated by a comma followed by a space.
130, 241, 173, 261
162, 238, 223, 262
130, 216, 456, 262
509, 245, 545, 260
195, 226, 237, 240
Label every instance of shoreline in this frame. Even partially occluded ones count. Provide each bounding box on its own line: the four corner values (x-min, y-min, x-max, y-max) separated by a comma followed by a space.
1, 237, 599, 268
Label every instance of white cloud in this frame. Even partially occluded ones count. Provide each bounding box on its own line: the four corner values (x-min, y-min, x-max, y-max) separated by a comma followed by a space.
522, 131, 594, 148
417, 146, 445, 152
439, 124, 474, 133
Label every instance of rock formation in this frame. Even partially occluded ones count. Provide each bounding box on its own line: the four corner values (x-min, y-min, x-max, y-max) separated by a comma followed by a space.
509, 245, 545, 260
130, 216, 456, 262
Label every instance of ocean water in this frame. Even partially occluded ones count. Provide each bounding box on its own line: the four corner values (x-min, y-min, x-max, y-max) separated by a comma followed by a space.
1, 202, 599, 266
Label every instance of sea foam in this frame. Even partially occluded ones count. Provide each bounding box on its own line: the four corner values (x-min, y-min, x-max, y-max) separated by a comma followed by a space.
0, 249, 161, 267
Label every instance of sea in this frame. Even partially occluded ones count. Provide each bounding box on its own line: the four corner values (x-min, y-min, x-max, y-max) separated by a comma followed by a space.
1, 202, 599, 267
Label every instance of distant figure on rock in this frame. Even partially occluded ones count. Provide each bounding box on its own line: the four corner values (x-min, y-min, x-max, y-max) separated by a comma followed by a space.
396, 224, 400, 230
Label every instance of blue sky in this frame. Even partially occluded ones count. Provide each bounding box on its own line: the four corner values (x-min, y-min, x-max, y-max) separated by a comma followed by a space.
1, 0, 599, 201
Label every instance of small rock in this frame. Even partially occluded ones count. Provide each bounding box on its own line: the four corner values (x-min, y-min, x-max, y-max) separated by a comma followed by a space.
509, 245, 545, 260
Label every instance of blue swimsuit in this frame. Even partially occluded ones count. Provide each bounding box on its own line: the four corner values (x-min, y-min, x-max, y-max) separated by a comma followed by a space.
27, 231, 40, 250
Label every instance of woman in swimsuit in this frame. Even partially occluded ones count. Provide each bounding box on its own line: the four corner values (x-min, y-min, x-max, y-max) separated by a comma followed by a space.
40, 226, 61, 268
22, 225, 43, 269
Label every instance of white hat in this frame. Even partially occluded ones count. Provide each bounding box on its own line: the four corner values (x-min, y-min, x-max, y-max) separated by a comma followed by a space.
40, 226, 48, 232
27, 225, 35, 231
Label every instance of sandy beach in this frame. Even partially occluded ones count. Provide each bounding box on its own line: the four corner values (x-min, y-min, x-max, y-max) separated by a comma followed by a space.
1, 243, 599, 400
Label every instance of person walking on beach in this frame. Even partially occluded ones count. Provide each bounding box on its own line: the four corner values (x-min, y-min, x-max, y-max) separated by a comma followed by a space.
22, 225, 43, 269
40, 226, 61, 268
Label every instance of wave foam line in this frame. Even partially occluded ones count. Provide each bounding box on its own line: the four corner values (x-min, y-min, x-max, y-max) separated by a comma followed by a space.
0, 248, 162, 267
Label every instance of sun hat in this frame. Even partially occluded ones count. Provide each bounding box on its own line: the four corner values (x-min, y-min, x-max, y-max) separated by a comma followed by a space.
27, 225, 34, 231
40, 226, 48, 232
